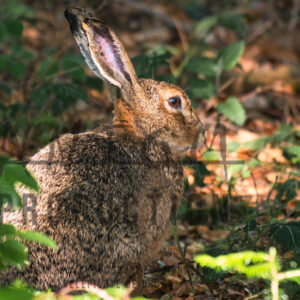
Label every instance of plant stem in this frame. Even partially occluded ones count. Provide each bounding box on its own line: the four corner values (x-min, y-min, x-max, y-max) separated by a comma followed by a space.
171, 220, 195, 293
269, 248, 279, 300
277, 269, 300, 281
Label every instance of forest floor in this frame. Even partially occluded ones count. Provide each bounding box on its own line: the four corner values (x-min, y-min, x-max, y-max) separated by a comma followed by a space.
1, 0, 300, 299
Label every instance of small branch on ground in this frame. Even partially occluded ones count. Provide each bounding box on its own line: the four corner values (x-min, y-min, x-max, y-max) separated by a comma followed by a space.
58, 282, 114, 300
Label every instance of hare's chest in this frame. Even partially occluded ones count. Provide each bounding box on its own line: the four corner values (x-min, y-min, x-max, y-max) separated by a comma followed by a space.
136, 154, 183, 248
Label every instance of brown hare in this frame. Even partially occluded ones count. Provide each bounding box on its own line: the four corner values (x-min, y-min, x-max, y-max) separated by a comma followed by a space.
1, 7, 201, 292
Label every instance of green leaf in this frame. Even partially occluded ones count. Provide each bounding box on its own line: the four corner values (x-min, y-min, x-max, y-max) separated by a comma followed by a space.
52, 83, 87, 102
286, 276, 300, 286
0, 239, 28, 266
0, 224, 17, 236
270, 222, 300, 252
244, 219, 259, 236
85, 76, 103, 92
4, 0, 35, 19
186, 57, 216, 76
273, 124, 293, 143
195, 13, 246, 36
50, 83, 87, 114
195, 16, 218, 34
9, 61, 27, 79
241, 167, 251, 178
0, 156, 10, 175
18, 231, 57, 250
4, 19, 23, 39
203, 150, 220, 161
0, 82, 12, 95
0, 24, 8, 41
37, 57, 59, 78
0, 54, 12, 71
105, 285, 127, 300
228, 164, 244, 175
244, 136, 272, 151
194, 161, 210, 187
3, 162, 39, 191
176, 200, 190, 219
72, 294, 99, 300
0, 177, 22, 207
227, 164, 250, 179
60, 55, 86, 81
247, 158, 261, 167
33, 114, 60, 129
15, 49, 35, 61
227, 141, 240, 152
0, 287, 34, 300
189, 79, 217, 99
288, 145, 300, 158
275, 179, 299, 203
218, 41, 245, 71
219, 13, 246, 36
217, 97, 246, 126
132, 54, 152, 78
195, 250, 272, 279
31, 84, 53, 108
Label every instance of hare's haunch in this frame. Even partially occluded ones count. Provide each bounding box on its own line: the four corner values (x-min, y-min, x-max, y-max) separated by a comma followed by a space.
0, 7, 201, 291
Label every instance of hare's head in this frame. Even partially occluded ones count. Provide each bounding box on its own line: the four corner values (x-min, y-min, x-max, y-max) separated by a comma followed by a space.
65, 7, 202, 153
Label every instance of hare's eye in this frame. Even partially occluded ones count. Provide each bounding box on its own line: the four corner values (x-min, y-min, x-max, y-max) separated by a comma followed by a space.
167, 96, 182, 109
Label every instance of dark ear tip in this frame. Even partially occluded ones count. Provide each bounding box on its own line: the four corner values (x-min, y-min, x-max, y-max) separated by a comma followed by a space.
64, 7, 72, 20
64, 7, 79, 34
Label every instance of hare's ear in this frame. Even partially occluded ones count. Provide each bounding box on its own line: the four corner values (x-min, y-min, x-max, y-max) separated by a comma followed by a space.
65, 7, 137, 89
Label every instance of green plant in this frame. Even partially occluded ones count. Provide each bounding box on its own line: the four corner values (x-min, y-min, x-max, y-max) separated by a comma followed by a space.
0, 0, 102, 157
0, 157, 57, 298
0, 282, 147, 300
196, 247, 300, 300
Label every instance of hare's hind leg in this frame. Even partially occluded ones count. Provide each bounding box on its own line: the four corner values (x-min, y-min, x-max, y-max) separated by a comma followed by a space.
90, 222, 145, 289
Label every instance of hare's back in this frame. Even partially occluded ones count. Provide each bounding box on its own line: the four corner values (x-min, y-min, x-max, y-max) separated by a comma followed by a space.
25, 131, 183, 228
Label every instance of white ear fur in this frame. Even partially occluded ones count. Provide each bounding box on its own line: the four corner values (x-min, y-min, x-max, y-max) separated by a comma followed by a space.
66, 8, 137, 89
84, 22, 129, 88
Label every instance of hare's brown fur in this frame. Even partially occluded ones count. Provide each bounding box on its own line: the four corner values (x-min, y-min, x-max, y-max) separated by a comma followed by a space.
2, 130, 183, 290
0, 8, 201, 291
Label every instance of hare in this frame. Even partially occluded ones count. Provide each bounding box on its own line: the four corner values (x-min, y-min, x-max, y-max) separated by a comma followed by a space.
1, 7, 201, 292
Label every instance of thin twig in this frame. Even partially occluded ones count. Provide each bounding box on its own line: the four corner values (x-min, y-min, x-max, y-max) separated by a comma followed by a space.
170, 47, 196, 78
244, 292, 264, 300
45, 65, 82, 81
269, 248, 279, 300
267, 0, 284, 28
289, 0, 300, 30
239, 85, 273, 102
190, 263, 214, 294
171, 16, 188, 53
94, 0, 109, 14
277, 269, 300, 281
246, 21, 272, 44
218, 76, 236, 94
265, 176, 278, 218
58, 282, 114, 299
171, 221, 195, 293
116, 0, 193, 33
251, 172, 259, 216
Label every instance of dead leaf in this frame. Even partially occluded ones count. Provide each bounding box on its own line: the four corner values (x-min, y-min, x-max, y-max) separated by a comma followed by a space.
257, 144, 287, 164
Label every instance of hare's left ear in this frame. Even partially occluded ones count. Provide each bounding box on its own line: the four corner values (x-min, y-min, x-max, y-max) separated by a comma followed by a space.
65, 7, 137, 89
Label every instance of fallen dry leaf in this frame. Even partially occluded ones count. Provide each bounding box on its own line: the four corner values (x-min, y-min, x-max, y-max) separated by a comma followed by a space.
257, 144, 287, 164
